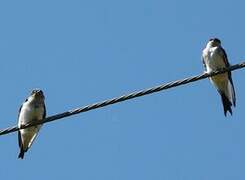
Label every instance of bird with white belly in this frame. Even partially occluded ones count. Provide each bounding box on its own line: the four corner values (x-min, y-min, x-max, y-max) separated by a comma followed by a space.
18, 89, 46, 159
202, 38, 236, 116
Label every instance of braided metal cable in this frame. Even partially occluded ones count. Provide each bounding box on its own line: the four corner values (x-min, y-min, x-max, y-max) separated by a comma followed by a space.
0, 61, 244, 136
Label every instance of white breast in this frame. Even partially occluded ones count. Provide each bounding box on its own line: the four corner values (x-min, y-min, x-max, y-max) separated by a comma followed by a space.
18, 101, 44, 127
203, 47, 226, 73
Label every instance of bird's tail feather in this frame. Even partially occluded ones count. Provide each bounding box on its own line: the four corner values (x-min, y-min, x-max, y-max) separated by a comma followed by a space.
220, 92, 232, 116
18, 150, 25, 159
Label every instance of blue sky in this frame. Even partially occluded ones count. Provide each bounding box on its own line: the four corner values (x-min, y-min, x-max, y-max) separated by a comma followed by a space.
0, 0, 245, 179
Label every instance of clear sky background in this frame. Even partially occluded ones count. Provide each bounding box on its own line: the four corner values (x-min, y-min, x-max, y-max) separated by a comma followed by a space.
0, 0, 244, 179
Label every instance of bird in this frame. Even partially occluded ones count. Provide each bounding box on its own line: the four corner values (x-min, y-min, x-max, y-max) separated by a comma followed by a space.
17, 89, 46, 159
202, 38, 236, 116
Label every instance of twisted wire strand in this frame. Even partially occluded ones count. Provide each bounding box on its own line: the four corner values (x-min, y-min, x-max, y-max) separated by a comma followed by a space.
0, 61, 244, 136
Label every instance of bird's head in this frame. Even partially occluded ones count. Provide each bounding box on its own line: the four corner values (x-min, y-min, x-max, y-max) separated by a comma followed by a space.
207, 38, 221, 47
30, 89, 45, 100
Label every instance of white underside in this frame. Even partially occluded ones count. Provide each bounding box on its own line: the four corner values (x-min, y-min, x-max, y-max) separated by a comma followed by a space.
202, 46, 234, 104
18, 98, 45, 150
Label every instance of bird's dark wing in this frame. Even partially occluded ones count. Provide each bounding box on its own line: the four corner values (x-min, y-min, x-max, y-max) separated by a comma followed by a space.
17, 104, 23, 120
17, 103, 25, 158
17, 103, 24, 150
17, 98, 28, 120
202, 57, 207, 71
43, 104, 46, 119
18, 130, 25, 159
221, 47, 230, 67
17, 99, 28, 156
220, 47, 236, 106
18, 129, 22, 148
